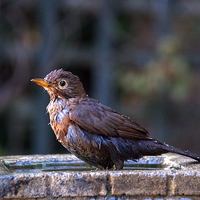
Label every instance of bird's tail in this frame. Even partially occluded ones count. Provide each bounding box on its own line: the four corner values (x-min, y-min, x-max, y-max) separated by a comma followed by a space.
142, 139, 200, 162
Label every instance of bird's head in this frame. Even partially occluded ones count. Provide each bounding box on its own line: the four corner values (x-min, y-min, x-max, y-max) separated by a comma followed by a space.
31, 69, 86, 100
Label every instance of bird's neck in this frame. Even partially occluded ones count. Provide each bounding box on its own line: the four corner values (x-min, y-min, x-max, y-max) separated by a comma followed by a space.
48, 94, 88, 109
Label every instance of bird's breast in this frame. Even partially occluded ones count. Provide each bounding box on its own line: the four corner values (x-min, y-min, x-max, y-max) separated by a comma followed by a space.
47, 99, 71, 141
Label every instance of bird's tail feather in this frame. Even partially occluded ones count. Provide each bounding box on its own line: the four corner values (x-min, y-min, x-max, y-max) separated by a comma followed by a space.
146, 139, 200, 162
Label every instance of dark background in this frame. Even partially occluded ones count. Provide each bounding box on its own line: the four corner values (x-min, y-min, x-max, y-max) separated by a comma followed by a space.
1, 0, 200, 156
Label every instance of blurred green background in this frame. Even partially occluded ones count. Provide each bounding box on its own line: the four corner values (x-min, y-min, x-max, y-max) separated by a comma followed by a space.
1, 0, 200, 156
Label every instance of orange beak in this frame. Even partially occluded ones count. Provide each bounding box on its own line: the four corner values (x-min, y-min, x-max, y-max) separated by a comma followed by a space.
31, 78, 49, 88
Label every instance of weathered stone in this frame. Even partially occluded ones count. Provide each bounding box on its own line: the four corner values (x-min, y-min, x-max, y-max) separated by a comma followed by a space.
168, 170, 200, 196
0, 154, 200, 199
0, 173, 48, 199
110, 170, 168, 196
0, 160, 9, 174
49, 171, 108, 197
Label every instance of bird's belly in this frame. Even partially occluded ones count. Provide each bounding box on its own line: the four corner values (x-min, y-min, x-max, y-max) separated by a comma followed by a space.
61, 124, 113, 169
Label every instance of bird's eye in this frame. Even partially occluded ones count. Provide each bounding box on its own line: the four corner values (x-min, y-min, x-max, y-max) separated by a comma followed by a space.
59, 80, 67, 87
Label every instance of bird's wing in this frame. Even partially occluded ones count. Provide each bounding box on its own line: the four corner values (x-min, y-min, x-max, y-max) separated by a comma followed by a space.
69, 98, 150, 139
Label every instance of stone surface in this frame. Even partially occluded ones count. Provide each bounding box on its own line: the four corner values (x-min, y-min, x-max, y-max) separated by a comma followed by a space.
169, 170, 200, 196
0, 160, 9, 174
0, 173, 48, 199
49, 171, 108, 197
110, 171, 168, 196
0, 153, 200, 199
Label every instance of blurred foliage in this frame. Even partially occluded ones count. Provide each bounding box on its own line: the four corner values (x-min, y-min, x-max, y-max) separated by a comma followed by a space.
119, 35, 193, 103
1, 1, 200, 156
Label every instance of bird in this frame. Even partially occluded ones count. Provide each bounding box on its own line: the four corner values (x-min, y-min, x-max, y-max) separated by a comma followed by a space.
31, 69, 200, 170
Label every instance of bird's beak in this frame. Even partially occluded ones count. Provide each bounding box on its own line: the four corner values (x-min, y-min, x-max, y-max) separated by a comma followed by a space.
31, 78, 49, 88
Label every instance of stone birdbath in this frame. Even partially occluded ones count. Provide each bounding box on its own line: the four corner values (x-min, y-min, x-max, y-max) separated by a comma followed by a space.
0, 153, 200, 199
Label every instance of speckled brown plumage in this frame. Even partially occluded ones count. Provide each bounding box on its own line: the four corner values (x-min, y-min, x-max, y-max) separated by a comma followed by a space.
31, 69, 200, 169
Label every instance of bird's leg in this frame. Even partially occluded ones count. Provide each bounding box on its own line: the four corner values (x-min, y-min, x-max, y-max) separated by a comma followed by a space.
114, 160, 124, 170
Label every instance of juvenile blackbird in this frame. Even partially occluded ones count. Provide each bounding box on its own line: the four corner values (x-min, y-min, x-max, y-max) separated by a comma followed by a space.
31, 69, 200, 169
